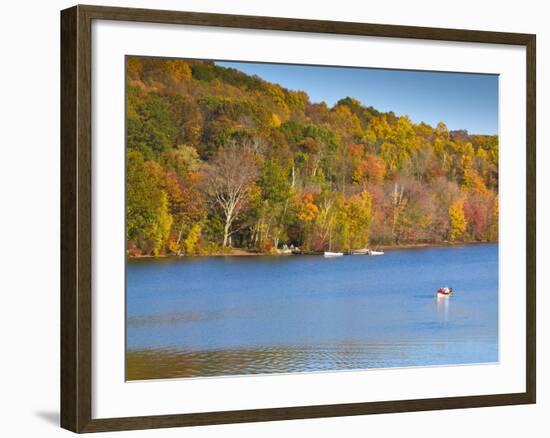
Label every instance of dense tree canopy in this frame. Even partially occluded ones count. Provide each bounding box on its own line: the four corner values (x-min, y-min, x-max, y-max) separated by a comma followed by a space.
126, 57, 498, 256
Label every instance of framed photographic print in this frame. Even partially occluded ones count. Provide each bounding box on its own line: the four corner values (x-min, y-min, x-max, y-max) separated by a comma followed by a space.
60, 4, 536, 433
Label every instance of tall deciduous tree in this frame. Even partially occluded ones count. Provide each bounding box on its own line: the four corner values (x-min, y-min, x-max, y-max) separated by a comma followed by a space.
337, 190, 373, 252
126, 150, 173, 255
256, 159, 292, 248
203, 145, 259, 247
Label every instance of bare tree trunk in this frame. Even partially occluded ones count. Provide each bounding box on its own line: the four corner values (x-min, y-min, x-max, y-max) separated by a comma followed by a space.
175, 223, 185, 255
391, 183, 405, 243
252, 221, 259, 246
205, 145, 260, 248
223, 215, 232, 247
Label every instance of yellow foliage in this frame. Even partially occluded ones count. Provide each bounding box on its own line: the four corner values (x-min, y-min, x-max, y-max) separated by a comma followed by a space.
449, 200, 467, 242
163, 60, 192, 82
183, 223, 202, 255
153, 191, 173, 256
338, 190, 373, 251
462, 168, 487, 193
271, 113, 282, 127
461, 154, 473, 170
463, 142, 475, 157
476, 147, 489, 161
487, 198, 499, 241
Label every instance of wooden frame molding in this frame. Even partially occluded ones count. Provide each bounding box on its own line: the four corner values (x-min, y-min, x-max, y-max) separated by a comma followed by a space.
61, 4, 536, 433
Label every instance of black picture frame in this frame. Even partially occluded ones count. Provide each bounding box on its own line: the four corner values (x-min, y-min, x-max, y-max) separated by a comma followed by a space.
61, 4, 536, 433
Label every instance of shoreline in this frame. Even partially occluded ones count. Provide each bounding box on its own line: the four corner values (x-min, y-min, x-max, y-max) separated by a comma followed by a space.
128, 241, 497, 259
376, 241, 496, 250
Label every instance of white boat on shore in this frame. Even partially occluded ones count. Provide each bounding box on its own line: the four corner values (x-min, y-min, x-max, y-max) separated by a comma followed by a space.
324, 251, 344, 257
352, 248, 385, 255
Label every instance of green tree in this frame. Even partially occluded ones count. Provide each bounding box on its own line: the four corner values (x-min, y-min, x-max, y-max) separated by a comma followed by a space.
127, 93, 178, 153
255, 159, 292, 248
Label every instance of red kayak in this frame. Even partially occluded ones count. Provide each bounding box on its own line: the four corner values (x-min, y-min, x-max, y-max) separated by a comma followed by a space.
437, 286, 453, 297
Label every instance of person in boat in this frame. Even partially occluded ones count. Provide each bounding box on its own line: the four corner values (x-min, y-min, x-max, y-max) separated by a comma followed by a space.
437, 286, 453, 296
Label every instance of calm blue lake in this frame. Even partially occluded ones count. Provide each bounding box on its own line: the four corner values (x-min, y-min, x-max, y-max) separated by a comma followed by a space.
126, 244, 498, 380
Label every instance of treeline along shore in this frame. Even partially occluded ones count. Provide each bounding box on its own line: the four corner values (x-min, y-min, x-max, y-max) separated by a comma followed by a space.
128, 241, 494, 258
126, 57, 498, 258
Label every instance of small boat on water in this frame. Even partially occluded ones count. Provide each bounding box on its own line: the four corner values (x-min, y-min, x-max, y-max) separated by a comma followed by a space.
437, 286, 453, 297
368, 249, 384, 256
324, 251, 344, 257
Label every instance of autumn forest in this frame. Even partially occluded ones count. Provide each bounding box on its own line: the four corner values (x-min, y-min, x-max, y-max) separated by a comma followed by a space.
126, 57, 498, 257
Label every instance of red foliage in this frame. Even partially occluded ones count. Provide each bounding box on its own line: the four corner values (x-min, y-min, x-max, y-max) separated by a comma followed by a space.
165, 170, 206, 222
363, 154, 386, 184
463, 192, 491, 239
260, 240, 273, 253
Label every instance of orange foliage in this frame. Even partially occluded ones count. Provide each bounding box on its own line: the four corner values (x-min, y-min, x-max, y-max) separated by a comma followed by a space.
347, 143, 386, 185
296, 192, 319, 223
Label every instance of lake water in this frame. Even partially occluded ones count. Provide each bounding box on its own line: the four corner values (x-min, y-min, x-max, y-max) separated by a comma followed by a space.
126, 244, 498, 380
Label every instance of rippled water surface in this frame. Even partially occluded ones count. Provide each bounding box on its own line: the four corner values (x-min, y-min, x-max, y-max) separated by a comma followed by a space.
126, 244, 498, 380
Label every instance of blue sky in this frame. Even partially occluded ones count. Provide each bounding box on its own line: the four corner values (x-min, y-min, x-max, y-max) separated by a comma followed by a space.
216, 61, 499, 135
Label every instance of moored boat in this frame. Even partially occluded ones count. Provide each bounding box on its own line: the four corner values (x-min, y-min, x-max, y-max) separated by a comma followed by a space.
351, 248, 385, 255
324, 251, 344, 257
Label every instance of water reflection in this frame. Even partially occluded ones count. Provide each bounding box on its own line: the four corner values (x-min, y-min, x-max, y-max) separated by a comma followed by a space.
127, 338, 496, 380
436, 295, 450, 323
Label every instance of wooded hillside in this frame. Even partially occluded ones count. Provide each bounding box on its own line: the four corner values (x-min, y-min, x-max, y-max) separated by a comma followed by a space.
126, 57, 498, 256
